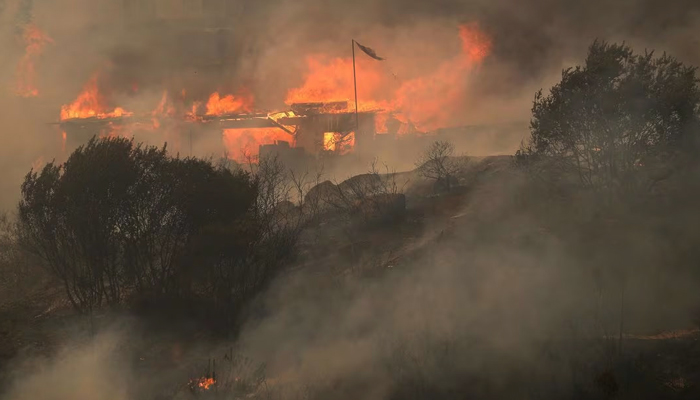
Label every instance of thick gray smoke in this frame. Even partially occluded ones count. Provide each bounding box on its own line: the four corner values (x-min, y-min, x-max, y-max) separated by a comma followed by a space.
1, 2, 700, 398
1, 0, 699, 209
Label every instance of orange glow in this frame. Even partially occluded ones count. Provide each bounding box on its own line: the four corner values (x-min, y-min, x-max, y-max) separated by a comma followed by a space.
459, 23, 492, 63
15, 24, 53, 97
152, 91, 176, 117
285, 56, 387, 112
61, 131, 67, 152
205, 92, 253, 116
151, 91, 177, 129
284, 23, 491, 132
190, 377, 216, 390
323, 132, 336, 151
341, 132, 355, 154
186, 101, 202, 121
31, 156, 45, 171
101, 122, 134, 139
374, 113, 388, 133
60, 75, 133, 120
323, 132, 355, 154
57, 22, 491, 157
223, 128, 291, 161
390, 22, 492, 131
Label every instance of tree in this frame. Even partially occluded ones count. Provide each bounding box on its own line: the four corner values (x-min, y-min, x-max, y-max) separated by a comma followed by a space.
415, 140, 461, 193
17, 136, 258, 315
0, 213, 43, 300
516, 40, 700, 204
516, 40, 700, 356
203, 153, 309, 328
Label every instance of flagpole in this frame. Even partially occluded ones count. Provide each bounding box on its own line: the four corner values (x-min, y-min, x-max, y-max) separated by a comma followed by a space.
352, 39, 360, 136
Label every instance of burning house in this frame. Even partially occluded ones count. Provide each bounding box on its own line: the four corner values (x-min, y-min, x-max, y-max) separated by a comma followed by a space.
52, 0, 384, 161
48, 10, 524, 166
56, 99, 382, 161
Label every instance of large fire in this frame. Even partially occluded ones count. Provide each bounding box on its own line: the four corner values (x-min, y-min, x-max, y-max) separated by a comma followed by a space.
223, 128, 291, 160
391, 23, 491, 131
15, 24, 53, 97
206, 92, 253, 116
285, 56, 388, 112
286, 22, 491, 132
60, 75, 133, 120
58, 23, 491, 159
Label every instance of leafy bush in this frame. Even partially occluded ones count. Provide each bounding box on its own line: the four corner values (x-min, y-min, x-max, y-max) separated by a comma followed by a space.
517, 40, 700, 204
17, 137, 296, 328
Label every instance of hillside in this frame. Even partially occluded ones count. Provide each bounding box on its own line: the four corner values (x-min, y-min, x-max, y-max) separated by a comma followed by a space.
2, 155, 700, 400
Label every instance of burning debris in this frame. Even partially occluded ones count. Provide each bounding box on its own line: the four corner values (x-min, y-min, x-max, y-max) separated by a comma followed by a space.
189, 358, 218, 394
184, 351, 266, 399
189, 376, 217, 392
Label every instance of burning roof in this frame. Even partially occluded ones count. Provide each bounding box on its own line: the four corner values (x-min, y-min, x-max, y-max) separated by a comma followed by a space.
52, 22, 492, 160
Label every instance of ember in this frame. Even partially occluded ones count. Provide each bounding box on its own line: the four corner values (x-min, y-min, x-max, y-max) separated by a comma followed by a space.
189, 377, 216, 390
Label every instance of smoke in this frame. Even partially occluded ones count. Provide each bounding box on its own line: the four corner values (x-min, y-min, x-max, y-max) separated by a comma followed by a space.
1, 2, 700, 399
0, 0, 699, 210
2, 158, 699, 399
1, 332, 131, 400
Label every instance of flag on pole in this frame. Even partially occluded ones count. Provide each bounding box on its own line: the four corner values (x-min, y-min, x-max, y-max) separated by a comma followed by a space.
354, 41, 384, 61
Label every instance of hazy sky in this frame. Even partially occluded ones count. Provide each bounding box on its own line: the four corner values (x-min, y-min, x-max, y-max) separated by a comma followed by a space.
0, 0, 699, 210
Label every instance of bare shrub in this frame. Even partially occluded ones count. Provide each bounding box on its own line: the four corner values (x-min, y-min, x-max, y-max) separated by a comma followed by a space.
415, 140, 465, 193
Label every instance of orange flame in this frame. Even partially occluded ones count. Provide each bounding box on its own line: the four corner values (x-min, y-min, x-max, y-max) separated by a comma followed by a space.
185, 101, 202, 121
151, 91, 177, 128
223, 128, 291, 161
153, 91, 176, 117
323, 132, 336, 151
15, 24, 53, 97
205, 92, 253, 116
190, 377, 216, 390
391, 22, 491, 131
57, 23, 490, 157
284, 23, 491, 132
60, 75, 133, 120
323, 132, 355, 154
285, 56, 387, 112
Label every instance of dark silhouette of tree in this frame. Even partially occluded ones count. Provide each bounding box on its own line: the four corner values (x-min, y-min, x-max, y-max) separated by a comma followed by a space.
517, 40, 700, 358
17, 136, 258, 316
415, 140, 461, 193
516, 40, 700, 203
